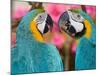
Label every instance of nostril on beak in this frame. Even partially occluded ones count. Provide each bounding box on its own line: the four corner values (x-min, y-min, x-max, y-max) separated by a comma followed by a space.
60, 24, 68, 33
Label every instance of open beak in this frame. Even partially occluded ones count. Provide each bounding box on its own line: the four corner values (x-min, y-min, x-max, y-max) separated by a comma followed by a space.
61, 23, 76, 37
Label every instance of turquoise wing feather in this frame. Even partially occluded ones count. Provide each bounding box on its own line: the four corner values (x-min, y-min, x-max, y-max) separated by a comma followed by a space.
11, 9, 63, 74
75, 37, 96, 70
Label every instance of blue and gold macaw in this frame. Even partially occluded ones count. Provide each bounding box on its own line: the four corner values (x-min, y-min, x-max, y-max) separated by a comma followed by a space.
58, 9, 96, 70
11, 9, 63, 74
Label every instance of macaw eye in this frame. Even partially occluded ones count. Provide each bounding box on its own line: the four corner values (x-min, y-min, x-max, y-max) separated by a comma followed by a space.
36, 13, 47, 24
71, 13, 84, 23
36, 17, 42, 24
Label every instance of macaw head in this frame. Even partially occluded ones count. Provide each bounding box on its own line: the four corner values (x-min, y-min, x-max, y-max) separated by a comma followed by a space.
58, 9, 87, 38
30, 9, 53, 42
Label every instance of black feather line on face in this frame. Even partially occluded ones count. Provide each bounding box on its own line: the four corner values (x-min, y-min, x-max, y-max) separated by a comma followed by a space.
43, 14, 53, 34
46, 14, 53, 29
43, 24, 49, 33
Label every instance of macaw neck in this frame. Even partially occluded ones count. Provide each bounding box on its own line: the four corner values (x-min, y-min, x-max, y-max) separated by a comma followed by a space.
79, 10, 96, 45
76, 20, 96, 45
84, 19, 92, 39
76, 20, 92, 44
16, 21, 37, 44
16, 20, 44, 44
78, 19, 96, 45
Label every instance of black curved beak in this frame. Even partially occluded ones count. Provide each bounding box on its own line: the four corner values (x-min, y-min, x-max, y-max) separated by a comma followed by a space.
58, 11, 69, 27
43, 14, 53, 34
58, 11, 76, 36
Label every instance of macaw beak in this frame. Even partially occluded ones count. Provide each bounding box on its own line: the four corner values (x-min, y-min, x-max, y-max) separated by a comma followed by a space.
58, 11, 76, 37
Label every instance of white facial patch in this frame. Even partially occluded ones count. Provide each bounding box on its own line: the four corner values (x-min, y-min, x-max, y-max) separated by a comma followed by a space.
67, 11, 84, 33
34, 12, 48, 34
71, 12, 84, 23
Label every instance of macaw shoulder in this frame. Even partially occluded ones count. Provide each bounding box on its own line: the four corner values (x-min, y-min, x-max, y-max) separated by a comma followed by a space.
38, 43, 60, 56
76, 37, 96, 69
36, 43, 62, 62
76, 37, 96, 55
77, 37, 96, 49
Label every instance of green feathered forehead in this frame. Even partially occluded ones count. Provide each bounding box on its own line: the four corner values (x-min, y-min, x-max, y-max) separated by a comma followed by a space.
69, 9, 81, 13
35, 9, 45, 15
68, 9, 88, 19
29, 9, 45, 20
